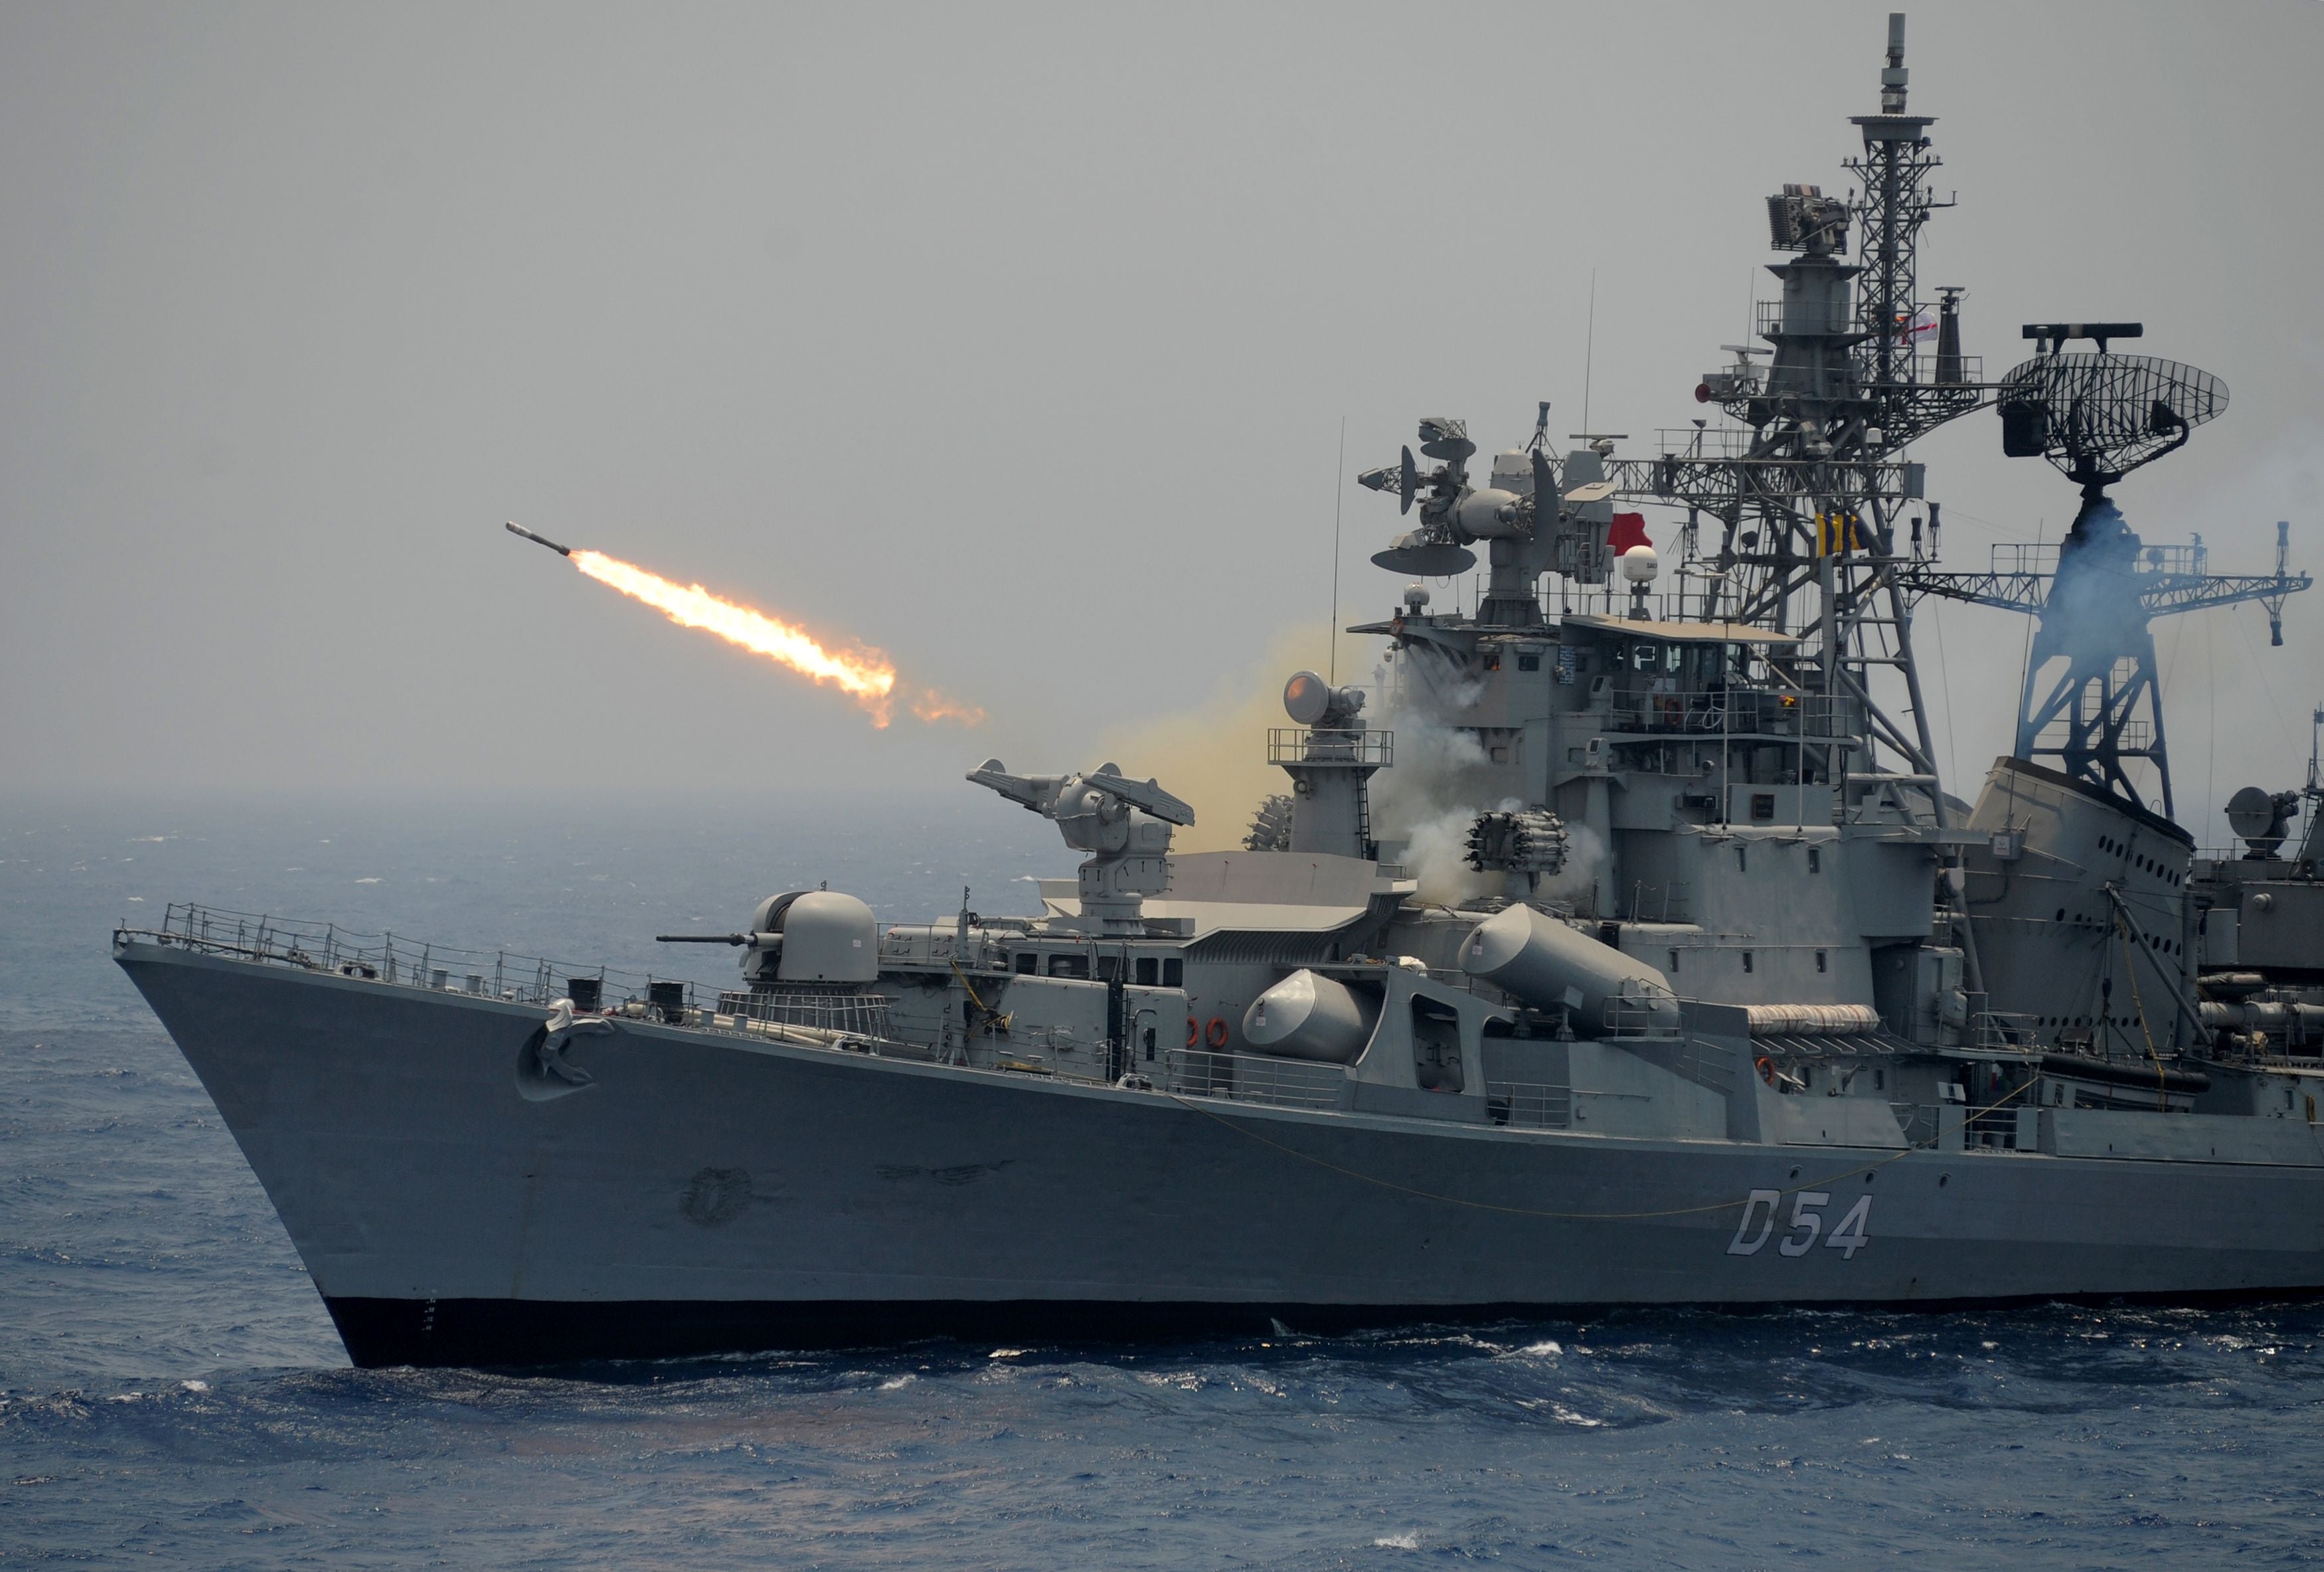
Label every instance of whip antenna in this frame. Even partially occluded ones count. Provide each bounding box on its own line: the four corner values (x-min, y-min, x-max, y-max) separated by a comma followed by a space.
1329, 416, 1345, 684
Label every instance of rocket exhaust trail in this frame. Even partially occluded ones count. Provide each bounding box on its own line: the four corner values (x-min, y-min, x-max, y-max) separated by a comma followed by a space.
503, 523, 983, 729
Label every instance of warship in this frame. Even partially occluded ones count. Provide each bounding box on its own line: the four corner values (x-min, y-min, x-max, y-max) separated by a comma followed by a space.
115, 15, 2324, 1368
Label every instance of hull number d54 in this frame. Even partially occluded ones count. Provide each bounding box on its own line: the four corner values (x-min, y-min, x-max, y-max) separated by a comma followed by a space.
1728, 1189, 1873, 1259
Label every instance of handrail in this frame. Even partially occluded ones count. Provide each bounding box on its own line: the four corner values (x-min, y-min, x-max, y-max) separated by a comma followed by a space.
1266, 728, 1394, 767
122, 902, 713, 1014
1164, 1047, 1343, 1110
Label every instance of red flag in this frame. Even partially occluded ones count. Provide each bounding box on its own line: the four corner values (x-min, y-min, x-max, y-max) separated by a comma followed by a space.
1607, 511, 1651, 555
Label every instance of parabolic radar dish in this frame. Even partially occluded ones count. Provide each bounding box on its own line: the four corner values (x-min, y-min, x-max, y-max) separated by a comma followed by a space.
1999, 353, 2228, 487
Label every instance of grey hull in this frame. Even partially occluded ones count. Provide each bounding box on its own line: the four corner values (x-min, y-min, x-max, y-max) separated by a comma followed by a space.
121, 942, 2324, 1367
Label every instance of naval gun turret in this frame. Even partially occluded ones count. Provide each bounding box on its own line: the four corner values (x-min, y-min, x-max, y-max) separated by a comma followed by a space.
967, 760, 1194, 934
653, 889, 880, 984
655, 887, 890, 1035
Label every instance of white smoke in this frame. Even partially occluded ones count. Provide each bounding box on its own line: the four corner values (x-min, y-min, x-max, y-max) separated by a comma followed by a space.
1368, 663, 1495, 903
1370, 648, 1615, 912
1399, 800, 1503, 907
2042, 499, 2147, 667
1539, 821, 1608, 910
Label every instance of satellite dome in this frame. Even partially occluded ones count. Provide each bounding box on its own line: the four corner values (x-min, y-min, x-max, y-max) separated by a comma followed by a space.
1620, 544, 1660, 584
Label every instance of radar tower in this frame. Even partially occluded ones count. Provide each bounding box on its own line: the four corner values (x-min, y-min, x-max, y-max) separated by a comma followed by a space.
1899, 324, 2307, 817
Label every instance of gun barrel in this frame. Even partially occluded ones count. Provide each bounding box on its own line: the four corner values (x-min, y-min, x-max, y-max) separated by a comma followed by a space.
653, 933, 749, 945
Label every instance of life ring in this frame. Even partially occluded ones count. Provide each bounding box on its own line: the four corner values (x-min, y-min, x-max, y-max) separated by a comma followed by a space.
1756, 1056, 1777, 1087
1187, 1016, 1201, 1049
1206, 1016, 1229, 1049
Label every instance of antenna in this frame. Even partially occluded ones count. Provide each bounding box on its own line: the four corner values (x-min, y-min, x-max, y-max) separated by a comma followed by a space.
2307, 706, 2324, 842
1329, 417, 1345, 683
1997, 340, 2225, 499
2268, 520, 2292, 646
2303, 705, 2324, 855
1581, 269, 1598, 436
1881, 11, 1908, 115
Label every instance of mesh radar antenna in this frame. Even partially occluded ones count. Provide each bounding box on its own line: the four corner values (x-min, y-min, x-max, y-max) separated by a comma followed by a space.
1898, 327, 2308, 818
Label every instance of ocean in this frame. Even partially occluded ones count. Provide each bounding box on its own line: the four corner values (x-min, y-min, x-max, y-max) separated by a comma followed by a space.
5, 796, 2321, 1567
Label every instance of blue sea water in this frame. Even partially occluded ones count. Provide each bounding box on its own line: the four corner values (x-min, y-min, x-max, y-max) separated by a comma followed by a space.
5, 795, 2323, 1567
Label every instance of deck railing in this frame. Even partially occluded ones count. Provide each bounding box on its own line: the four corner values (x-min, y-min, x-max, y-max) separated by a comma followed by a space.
1487, 1080, 1573, 1130
716, 989, 894, 1037
1163, 1048, 1345, 1111
1266, 728, 1394, 768
128, 903, 712, 1013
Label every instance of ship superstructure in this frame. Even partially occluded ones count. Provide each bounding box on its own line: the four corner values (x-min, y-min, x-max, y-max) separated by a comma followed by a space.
110, 15, 2324, 1367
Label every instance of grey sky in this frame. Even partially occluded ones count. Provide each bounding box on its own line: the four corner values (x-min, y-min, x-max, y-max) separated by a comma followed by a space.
3, 1, 2319, 845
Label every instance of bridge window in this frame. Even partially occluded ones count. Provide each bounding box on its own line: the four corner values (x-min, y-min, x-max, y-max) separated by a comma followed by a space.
1014, 952, 1037, 974
1135, 956, 1158, 986
1048, 954, 1090, 979
1163, 958, 1184, 988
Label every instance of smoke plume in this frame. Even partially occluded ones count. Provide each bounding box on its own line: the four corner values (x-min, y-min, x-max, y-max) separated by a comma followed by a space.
567, 549, 984, 729
1094, 628, 1334, 849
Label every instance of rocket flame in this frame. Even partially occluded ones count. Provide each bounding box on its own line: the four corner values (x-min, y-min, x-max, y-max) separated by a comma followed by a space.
568, 549, 982, 729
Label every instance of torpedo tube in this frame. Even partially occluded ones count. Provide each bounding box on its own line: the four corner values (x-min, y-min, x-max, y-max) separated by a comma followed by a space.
1459, 904, 1680, 1035
1242, 970, 1380, 1063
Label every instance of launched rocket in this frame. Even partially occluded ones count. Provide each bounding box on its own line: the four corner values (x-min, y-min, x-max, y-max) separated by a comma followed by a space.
503, 521, 572, 557
497, 518, 983, 727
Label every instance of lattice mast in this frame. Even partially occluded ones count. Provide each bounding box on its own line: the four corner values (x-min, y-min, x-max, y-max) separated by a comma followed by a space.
1600, 12, 1981, 821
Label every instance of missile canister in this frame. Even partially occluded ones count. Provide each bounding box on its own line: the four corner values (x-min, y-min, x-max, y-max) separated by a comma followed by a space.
1242, 970, 1378, 1063
1461, 904, 1679, 1033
